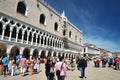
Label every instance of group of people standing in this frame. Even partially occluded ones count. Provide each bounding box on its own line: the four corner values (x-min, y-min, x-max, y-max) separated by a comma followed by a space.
45, 57, 67, 80
44, 56, 88, 80
0, 53, 89, 80
93, 56, 120, 70
0, 53, 41, 77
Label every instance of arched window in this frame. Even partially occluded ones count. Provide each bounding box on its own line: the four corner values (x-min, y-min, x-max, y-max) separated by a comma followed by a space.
41, 36, 43, 44
47, 38, 49, 46
17, 2, 26, 15
4, 25, 10, 37
40, 14, 45, 25
24, 30, 27, 40
69, 31, 72, 38
50, 39, 52, 46
44, 37, 46, 45
29, 32, 32, 42
37, 35, 40, 43
12, 27, 17, 38
54, 22, 58, 31
0, 22, 3, 35
18, 29, 22, 39
33, 34, 36, 42
63, 29, 66, 36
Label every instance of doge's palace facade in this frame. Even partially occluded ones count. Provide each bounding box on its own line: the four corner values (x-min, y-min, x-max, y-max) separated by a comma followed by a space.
0, 0, 83, 59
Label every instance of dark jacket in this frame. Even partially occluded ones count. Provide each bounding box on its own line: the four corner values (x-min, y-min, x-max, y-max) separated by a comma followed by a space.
78, 59, 87, 67
45, 62, 51, 76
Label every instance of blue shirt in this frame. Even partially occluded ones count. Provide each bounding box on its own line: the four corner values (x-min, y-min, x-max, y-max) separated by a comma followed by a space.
16, 54, 20, 60
3, 57, 8, 66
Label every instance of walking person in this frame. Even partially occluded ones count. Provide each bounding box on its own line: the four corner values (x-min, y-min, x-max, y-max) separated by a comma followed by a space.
11, 59, 16, 76
55, 57, 67, 80
45, 57, 56, 80
19, 55, 27, 76
45, 58, 50, 80
115, 57, 120, 70
2, 53, 9, 77
78, 56, 87, 78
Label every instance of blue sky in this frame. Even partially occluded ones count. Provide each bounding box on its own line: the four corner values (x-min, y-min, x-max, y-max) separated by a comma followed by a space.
44, 0, 120, 52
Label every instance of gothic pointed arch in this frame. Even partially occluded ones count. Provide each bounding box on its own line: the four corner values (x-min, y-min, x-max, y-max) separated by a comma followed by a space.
44, 36, 46, 45
18, 29, 22, 39
12, 27, 17, 38
4, 25, 10, 37
47, 38, 49, 46
23, 30, 27, 41
0, 22, 3, 35
17, 1, 26, 15
37, 35, 40, 43
29, 32, 32, 42
41, 36, 43, 45
33, 33, 36, 43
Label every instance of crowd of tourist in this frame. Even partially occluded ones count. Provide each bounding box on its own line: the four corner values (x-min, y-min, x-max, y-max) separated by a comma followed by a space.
0, 53, 79, 80
0, 53, 41, 77
93, 56, 120, 70
0, 52, 120, 80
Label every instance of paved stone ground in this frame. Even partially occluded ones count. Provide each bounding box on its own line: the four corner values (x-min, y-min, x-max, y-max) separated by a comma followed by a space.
0, 62, 120, 80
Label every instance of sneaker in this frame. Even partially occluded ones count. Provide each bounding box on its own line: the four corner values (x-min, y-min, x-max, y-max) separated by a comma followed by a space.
80, 76, 83, 78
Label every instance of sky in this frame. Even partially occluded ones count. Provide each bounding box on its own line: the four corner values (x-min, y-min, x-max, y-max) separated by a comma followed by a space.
44, 0, 120, 52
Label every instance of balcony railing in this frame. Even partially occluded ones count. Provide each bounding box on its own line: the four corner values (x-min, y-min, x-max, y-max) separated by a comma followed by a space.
4, 36, 9, 40
11, 38, 16, 42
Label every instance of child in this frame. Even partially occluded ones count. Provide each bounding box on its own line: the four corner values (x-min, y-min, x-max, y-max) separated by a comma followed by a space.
11, 61, 16, 76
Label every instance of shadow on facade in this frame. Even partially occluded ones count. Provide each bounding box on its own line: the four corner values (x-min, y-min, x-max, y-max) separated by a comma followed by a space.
23, 47, 30, 59
10, 45, 20, 57
32, 49, 39, 58
0, 43, 6, 57
40, 50, 46, 58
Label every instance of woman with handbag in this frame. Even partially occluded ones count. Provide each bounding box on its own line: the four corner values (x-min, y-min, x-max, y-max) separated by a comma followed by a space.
55, 57, 67, 80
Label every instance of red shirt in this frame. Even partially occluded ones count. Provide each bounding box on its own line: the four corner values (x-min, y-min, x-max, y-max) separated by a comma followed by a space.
115, 58, 120, 63
19, 58, 27, 67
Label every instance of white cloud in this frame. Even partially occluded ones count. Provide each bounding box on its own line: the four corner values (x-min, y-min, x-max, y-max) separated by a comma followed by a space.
83, 35, 120, 52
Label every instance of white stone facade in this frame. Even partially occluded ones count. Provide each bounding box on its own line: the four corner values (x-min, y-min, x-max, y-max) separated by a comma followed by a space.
83, 46, 100, 57
0, 0, 82, 59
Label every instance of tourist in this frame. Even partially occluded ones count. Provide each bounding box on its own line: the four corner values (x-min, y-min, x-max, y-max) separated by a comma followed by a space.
2, 53, 9, 77
19, 55, 27, 76
115, 57, 120, 70
108, 57, 114, 67
45, 58, 51, 80
36, 58, 41, 72
78, 56, 87, 78
55, 57, 67, 80
11, 59, 16, 76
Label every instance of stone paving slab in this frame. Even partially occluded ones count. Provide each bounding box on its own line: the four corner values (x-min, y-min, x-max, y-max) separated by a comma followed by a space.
0, 62, 120, 80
